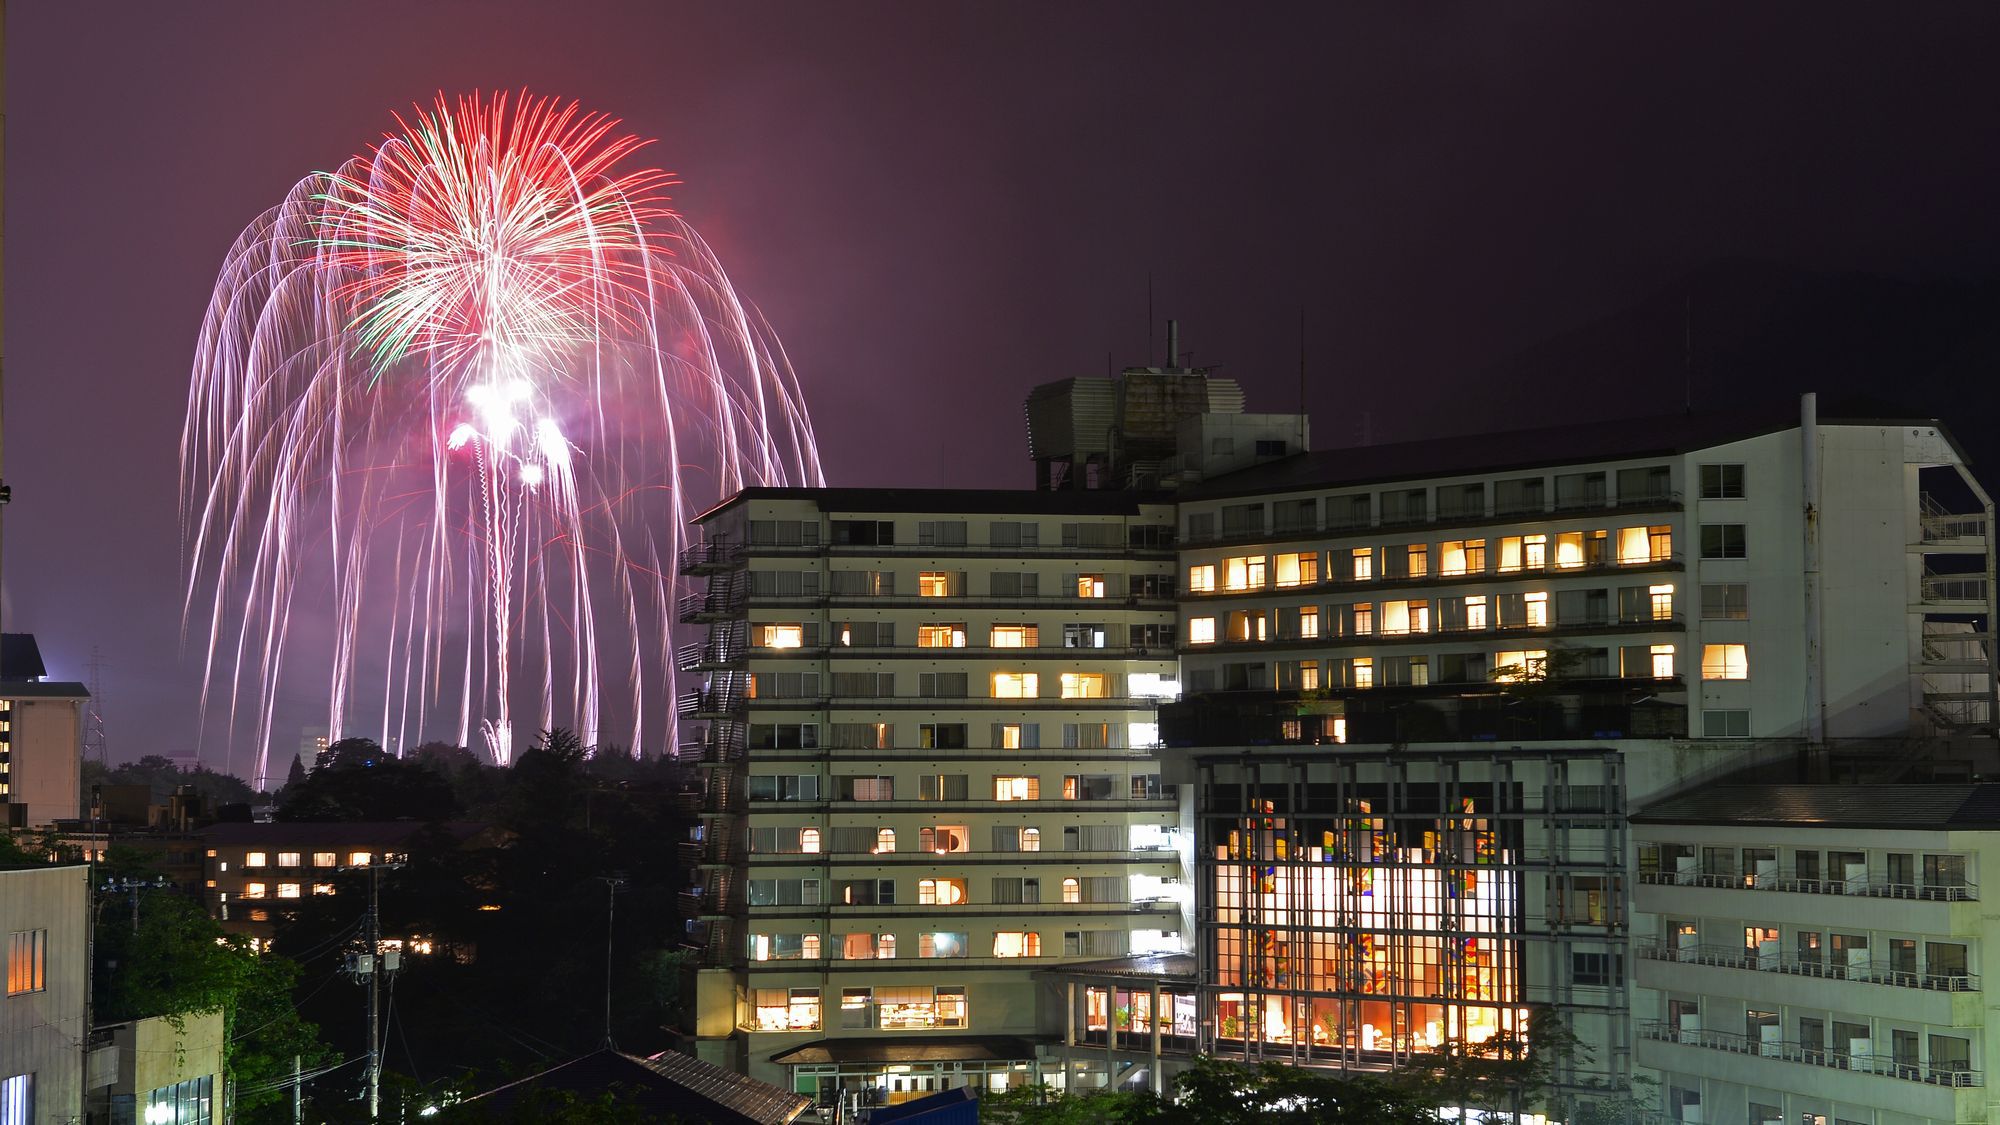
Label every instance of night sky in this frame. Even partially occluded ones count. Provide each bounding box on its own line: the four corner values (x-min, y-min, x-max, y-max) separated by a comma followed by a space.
9, 3, 2000, 774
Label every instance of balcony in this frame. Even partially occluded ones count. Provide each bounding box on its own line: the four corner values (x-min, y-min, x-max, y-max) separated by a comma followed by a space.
678, 687, 748, 720
1161, 685, 1686, 747
1920, 494, 1988, 545
1180, 554, 1685, 602
1180, 492, 1684, 548
678, 582, 748, 623
676, 640, 748, 673
1636, 1020, 1980, 1088
1636, 940, 1978, 992
751, 900, 1179, 918
747, 849, 1181, 867
1920, 570, 1989, 608
679, 541, 744, 575
1635, 868, 1976, 902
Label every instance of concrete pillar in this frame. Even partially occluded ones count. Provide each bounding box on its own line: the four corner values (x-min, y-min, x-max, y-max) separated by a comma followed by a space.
1150, 983, 1164, 1094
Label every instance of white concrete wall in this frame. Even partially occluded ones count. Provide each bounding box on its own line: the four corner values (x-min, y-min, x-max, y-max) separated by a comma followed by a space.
0, 865, 88, 1124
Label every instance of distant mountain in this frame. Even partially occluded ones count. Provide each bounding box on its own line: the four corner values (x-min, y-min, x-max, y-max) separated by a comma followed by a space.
1443, 260, 2000, 480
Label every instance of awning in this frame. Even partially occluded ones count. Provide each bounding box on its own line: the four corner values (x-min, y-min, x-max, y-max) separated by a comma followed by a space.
770, 1036, 1044, 1066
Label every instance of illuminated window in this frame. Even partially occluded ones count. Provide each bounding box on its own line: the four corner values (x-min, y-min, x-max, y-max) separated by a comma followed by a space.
1299, 606, 1320, 639
994, 776, 1041, 801
919, 932, 968, 958
1493, 650, 1548, 682
1406, 545, 1428, 577
1352, 658, 1374, 689
918, 624, 966, 648
1555, 532, 1585, 569
919, 572, 953, 597
920, 826, 969, 853
1524, 592, 1549, 627
1223, 556, 1266, 591
311, 883, 335, 896
1617, 527, 1651, 565
1523, 534, 1547, 570
1020, 827, 1042, 852
993, 932, 1042, 958
1465, 595, 1489, 630
918, 878, 968, 906
1350, 548, 1373, 581
991, 624, 1039, 649
1226, 611, 1267, 643
243, 883, 268, 899
277, 852, 302, 868
991, 672, 1039, 699
757, 623, 804, 648
7, 930, 47, 995
1274, 552, 1318, 588
1076, 574, 1107, 598
1188, 617, 1217, 645
1299, 660, 1321, 692
1060, 673, 1107, 699
1649, 584, 1674, 620
800, 828, 822, 854
1187, 564, 1216, 593
1498, 536, 1523, 572
348, 852, 372, 867
1651, 644, 1676, 679
753, 987, 822, 1031
1380, 600, 1429, 635
999, 724, 1025, 750
1701, 643, 1748, 680
1441, 540, 1470, 576
875, 829, 896, 854
277, 883, 302, 899
1062, 878, 1081, 903
312, 852, 337, 868
1352, 603, 1374, 635
245, 852, 269, 868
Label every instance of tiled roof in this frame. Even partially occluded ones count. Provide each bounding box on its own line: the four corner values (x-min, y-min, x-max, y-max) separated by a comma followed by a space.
696, 486, 1169, 522
466, 1048, 809, 1124
1631, 784, 2000, 830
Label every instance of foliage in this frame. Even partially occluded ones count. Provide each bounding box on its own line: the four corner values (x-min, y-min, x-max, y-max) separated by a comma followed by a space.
94, 891, 331, 1123
276, 737, 460, 821
83, 753, 258, 807
431, 1085, 667, 1124
0, 827, 79, 865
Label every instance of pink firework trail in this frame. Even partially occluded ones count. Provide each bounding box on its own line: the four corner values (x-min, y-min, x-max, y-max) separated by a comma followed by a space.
182, 92, 822, 778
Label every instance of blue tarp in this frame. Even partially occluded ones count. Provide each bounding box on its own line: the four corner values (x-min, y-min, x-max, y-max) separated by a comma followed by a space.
864, 1085, 979, 1125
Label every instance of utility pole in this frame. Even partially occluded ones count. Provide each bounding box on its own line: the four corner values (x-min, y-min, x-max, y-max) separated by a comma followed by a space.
292, 1054, 302, 1125
600, 876, 626, 1048
348, 858, 403, 1122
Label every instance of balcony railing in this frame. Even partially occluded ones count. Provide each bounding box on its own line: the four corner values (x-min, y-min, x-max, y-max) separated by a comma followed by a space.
1162, 686, 1687, 747
1637, 1021, 1980, 1087
1181, 492, 1683, 546
1182, 555, 1684, 599
1921, 570, 1989, 605
679, 541, 745, 573
1920, 494, 1988, 543
1636, 868, 1977, 901
1636, 940, 1980, 992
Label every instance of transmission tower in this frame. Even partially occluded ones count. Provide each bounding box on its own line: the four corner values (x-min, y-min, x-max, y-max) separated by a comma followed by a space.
83, 646, 107, 766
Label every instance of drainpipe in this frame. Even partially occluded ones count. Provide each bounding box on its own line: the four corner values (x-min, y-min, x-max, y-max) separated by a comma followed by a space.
1803, 393, 1826, 746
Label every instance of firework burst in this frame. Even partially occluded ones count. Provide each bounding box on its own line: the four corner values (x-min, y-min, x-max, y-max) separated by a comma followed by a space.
183, 91, 821, 777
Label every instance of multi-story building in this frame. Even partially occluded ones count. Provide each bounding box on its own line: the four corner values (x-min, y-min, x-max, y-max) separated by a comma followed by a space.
1, 862, 89, 1124
200, 820, 500, 939
2, 634, 87, 830
1139, 397, 1995, 1114
679, 488, 1190, 1108
1632, 784, 1996, 1125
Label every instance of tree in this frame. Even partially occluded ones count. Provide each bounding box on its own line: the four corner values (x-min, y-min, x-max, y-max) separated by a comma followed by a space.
981, 1058, 1439, 1125
277, 737, 459, 821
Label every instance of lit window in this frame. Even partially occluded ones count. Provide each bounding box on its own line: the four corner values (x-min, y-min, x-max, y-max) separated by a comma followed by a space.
1274, 553, 1318, 588
1493, 651, 1548, 683
1223, 556, 1266, 591
311, 883, 336, 896
1555, 532, 1585, 569
1523, 534, 1547, 569
277, 884, 301, 899
1062, 878, 1081, 904
243, 883, 268, 899
1188, 617, 1217, 645
918, 624, 966, 648
245, 852, 269, 868
999, 724, 1025, 749
918, 879, 967, 906
921, 826, 969, 853
1524, 592, 1549, 627
919, 572, 954, 597
800, 828, 821, 854
1350, 548, 1373, 581
1407, 545, 1428, 578
1499, 536, 1523, 572
919, 932, 968, 959
991, 672, 1039, 699
1352, 658, 1374, 689
1441, 540, 1469, 576
1226, 610, 1267, 642
1352, 603, 1374, 635
1465, 595, 1489, 630
1701, 643, 1748, 680
753, 987, 822, 1031
1299, 660, 1321, 692
1299, 606, 1320, 639
989, 624, 1036, 648
277, 852, 302, 868
1187, 564, 1216, 593
993, 932, 1042, 958
1076, 574, 1106, 598
874, 829, 896, 854
757, 623, 805, 648
1020, 828, 1041, 852
348, 852, 372, 867
994, 776, 1040, 801
7, 930, 47, 995
1059, 673, 1107, 699
312, 852, 337, 868
1651, 644, 1676, 679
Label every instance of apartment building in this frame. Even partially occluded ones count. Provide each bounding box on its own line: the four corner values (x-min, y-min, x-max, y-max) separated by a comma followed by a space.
1632, 785, 1996, 1125
1, 863, 88, 1125
678, 489, 1190, 1108
2, 634, 87, 830
1138, 399, 1995, 1116
201, 821, 500, 940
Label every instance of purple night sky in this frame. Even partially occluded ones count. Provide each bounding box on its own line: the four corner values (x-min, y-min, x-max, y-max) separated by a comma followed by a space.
8, 3, 2000, 774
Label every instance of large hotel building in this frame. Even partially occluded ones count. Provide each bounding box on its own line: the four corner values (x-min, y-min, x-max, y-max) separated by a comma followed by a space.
680, 364, 1997, 1124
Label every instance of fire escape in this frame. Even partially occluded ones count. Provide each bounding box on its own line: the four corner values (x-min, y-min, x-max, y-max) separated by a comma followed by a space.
677, 541, 750, 969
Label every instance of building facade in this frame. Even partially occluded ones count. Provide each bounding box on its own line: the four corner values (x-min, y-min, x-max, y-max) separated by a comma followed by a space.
1, 863, 88, 1125
1632, 785, 1996, 1125
2, 634, 88, 830
679, 489, 1191, 1108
